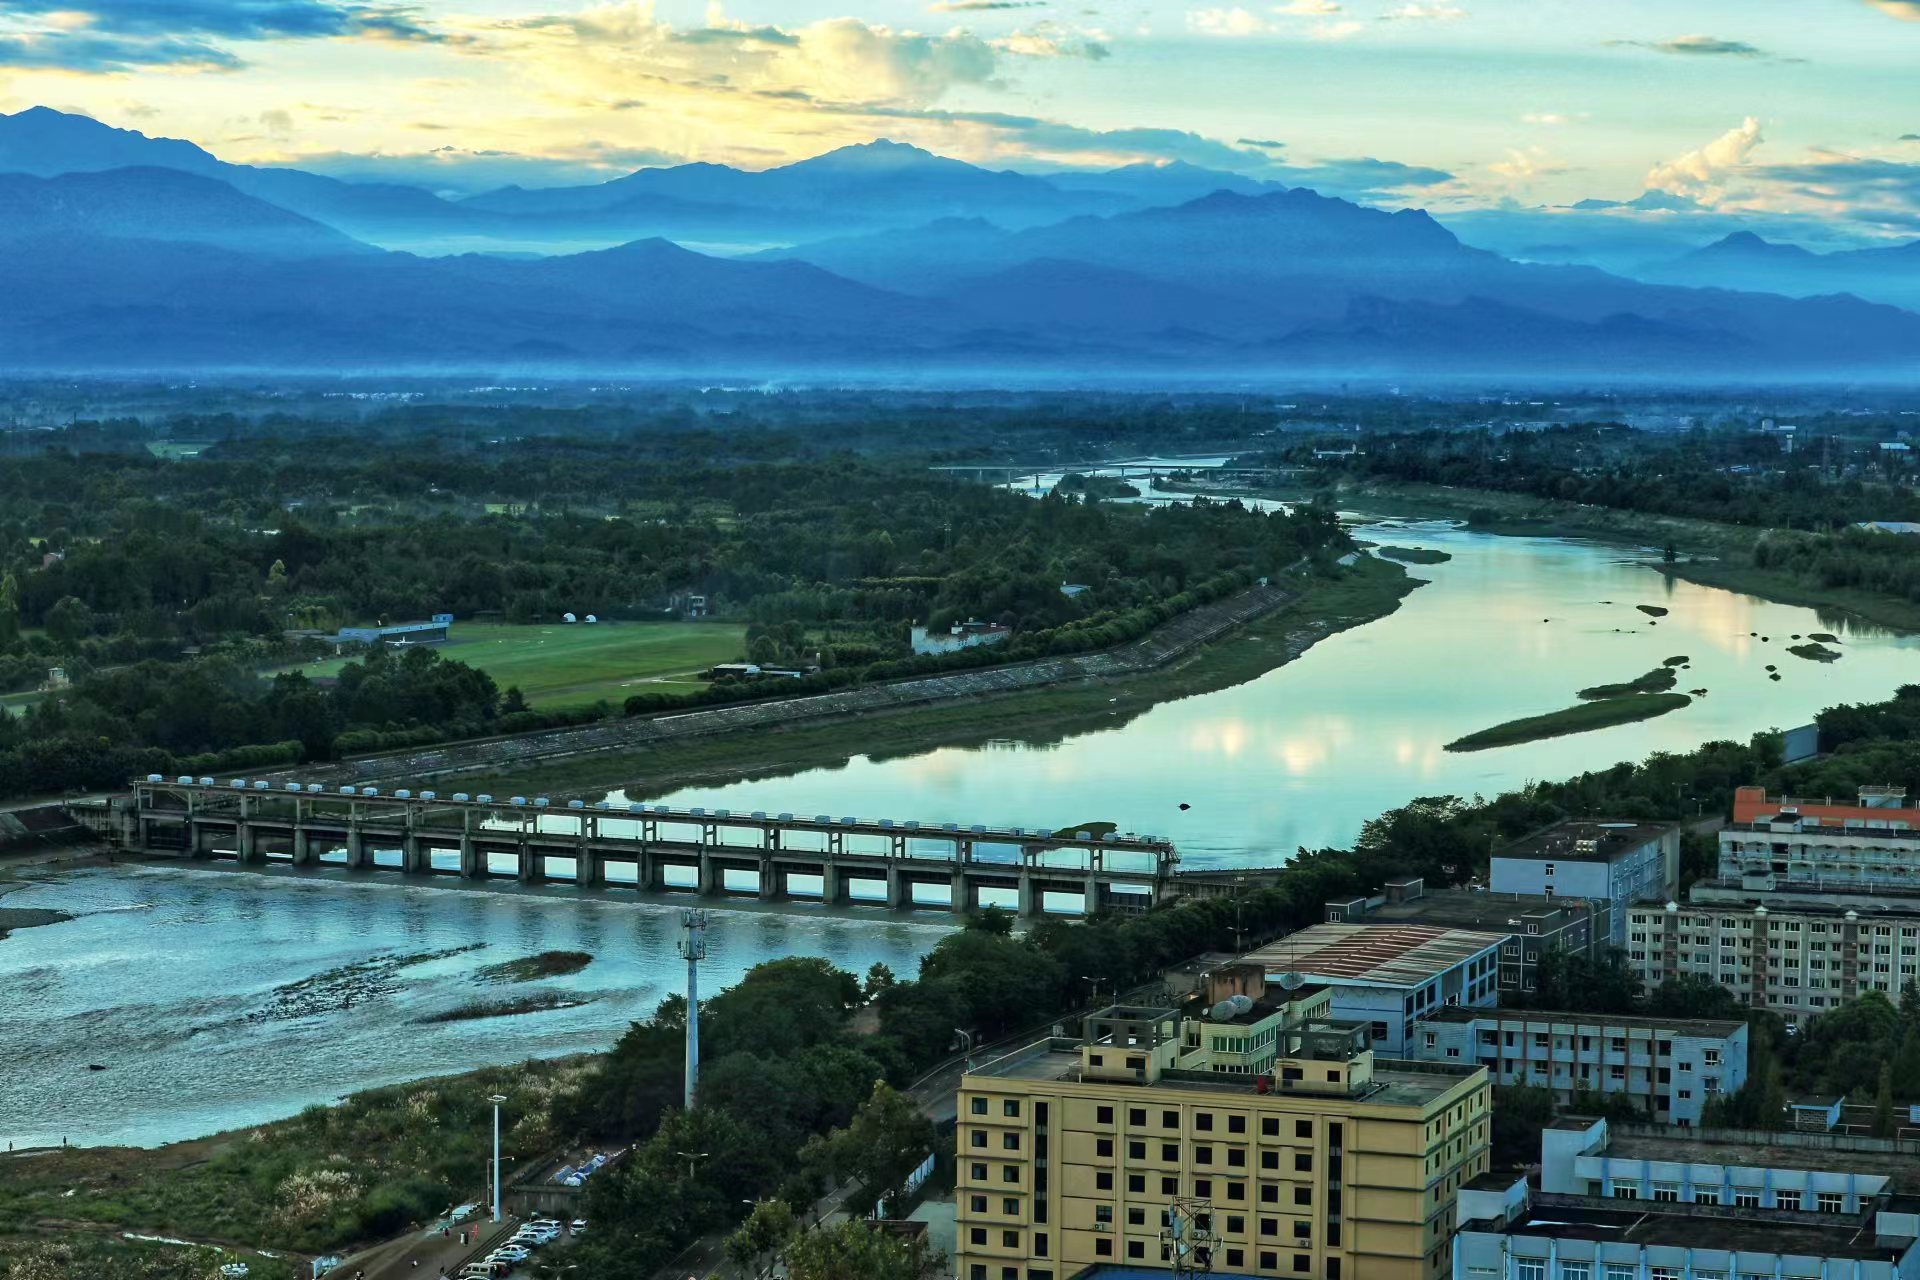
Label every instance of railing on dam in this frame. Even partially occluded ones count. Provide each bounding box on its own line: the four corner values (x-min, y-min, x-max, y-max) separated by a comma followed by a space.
119, 776, 1180, 916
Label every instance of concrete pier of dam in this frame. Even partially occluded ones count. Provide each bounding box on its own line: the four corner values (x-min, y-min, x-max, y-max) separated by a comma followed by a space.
110, 778, 1179, 916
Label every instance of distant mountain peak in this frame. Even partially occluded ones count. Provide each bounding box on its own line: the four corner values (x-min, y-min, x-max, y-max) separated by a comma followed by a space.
789, 138, 954, 172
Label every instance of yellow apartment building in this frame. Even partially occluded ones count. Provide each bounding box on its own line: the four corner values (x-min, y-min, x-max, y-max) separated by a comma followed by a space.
954, 967, 1490, 1280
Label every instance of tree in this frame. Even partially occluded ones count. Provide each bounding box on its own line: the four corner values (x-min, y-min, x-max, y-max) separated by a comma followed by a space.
804, 1082, 935, 1218
0, 572, 18, 646
266, 558, 289, 592
863, 962, 897, 1003
725, 1198, 798, 1278
1894, 1026, 1920, 1099
43, 596, 92, 648
965, 905, 1014, 936
1873, 1062, 1896, 1138
782, 1219, 941, 1280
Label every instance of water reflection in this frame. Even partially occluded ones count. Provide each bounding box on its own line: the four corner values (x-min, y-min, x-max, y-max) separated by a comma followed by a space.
642, 525, 1920, 865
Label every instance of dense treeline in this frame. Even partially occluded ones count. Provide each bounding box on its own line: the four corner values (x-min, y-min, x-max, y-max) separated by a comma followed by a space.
0, 423, 1346, 799
1292, 424, 1920, 531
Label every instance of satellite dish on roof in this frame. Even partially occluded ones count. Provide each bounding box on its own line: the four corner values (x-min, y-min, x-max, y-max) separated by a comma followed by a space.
1210, 1000, 1238, 1021
1278, 971, 1304, 991
1228, 994, 1255, 1014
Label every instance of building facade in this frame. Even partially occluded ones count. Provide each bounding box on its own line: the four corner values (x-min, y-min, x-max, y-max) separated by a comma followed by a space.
1489, 820, 1679, 945
1245, 924, 1504, 1054
955, 969, 1491, 1280
1406, 1009, 1747, 1126
1718, 785, 1920, 893
1454, 1117, 1920, 1280
1625, 900, 1920, 1022
1325, 877, 1611, 998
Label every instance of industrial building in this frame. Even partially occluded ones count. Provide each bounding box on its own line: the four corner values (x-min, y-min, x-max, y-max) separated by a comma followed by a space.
1324, 876, 1610, 997
1717, 784, 1920, 894
1241, 923, 1504, 1053
1405, 1008, 1747, 1126
955, 965, 1491, 1280
1624, 898, 1920, 1022
1489, 820, 1679, 944
1453, 1116, 1920, 1280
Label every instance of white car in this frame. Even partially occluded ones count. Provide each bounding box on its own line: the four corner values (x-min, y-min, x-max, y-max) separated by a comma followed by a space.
489, 1246, 531, 1263
569, 1218, 588, 1235
509, 1231, 552, 1247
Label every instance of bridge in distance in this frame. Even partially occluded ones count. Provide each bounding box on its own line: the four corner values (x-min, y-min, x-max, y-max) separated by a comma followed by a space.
114, 777, 1185, 916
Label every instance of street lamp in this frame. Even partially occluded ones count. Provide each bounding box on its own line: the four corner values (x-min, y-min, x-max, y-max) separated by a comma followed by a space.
678, 1149, 709, 1181
1082, 974, 1104, 1007
489, 1094, 508, 1223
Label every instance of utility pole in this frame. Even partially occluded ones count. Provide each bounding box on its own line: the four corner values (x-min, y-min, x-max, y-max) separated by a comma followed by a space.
488, 1093, 507, 1223
679, 908, 709, 1110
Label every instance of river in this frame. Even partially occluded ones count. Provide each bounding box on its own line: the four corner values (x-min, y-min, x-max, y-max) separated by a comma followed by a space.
3, 521, 1917, 1148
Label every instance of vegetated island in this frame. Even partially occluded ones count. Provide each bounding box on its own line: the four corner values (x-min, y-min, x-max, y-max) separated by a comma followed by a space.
1788, 642, 1843, 663
418, 993, 589, 1024
476, 950, 594, 984
1446, 693, 1692, 753
1635, 604, 1669, 617
1053, 472, 1141, 501
1663, 655, 1690, 667
1375, 545, 1452, 565
1809, 632, 1841, 644
1577, 666, 1679, 700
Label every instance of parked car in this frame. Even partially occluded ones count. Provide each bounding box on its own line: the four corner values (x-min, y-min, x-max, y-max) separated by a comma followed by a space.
570, 1218, 588, 1235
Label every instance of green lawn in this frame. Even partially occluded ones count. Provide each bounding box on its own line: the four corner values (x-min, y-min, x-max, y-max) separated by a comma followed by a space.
271, 621, 745, 711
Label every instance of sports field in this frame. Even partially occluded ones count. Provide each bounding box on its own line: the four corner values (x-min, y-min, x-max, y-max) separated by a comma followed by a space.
271, 621, 744, 711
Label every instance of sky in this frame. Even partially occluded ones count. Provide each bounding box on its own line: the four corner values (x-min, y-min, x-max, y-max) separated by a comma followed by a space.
2, 0, 1920, 244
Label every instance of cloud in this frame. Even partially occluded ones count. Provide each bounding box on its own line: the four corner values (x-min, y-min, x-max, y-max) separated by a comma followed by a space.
1275, 0, 1341, 13
1521, 112, 1577, 126
1608, 34, 1769, 57
1187, 7, 1271, 35
1866, 0, 1920, 17
991, 21, 1110, 58
292, 142, 685, 194
1747, 153, 1920, 230
1238, 137, 1286, 150
1309, 19, 1364, 38
0, 31, 241, 72
481, 5, 1002, 108
2, 0, 458, 44
1489, 145, 1567, 182
929, 0, 1042, 8
1644, 115, 1763, 200
1381, 3, 1465, 20
1286, 155, 1454, 197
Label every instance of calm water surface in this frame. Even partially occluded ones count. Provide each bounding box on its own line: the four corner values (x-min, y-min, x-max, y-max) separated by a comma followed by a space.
646, 523, 1920, 864
5, 523, 1917, 1148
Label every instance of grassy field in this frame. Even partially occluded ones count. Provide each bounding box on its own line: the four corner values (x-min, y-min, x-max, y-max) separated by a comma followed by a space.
445, 556, 1421, 798
271, 621, 745, 710
1445, 693, 1693, 752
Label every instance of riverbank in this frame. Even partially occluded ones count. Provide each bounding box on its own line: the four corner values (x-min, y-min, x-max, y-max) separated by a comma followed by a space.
0, 1058, 575, 1278
449, 554, 1421, 798
1224, 477, 1920, 634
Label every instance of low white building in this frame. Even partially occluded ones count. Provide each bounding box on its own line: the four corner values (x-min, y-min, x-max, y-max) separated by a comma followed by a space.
910, 620, 1011, 656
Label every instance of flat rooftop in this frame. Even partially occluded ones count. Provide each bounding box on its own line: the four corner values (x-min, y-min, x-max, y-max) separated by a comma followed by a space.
1499, 819, 1675, 863
1243, 923, 1505, 989
1662, 895, 1920, 922
1359, 888, 1601, 932
1604, 1131, 1920, 1192
1417, 1006, 1745, 1039
967, 1040, 1479, 1109
1468, 1204, 1909, 1261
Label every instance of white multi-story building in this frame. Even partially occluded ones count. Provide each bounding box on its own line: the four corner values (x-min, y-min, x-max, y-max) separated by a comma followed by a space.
1717, 785, 1920, 894
1406, 1009, 1746, 1126
1453, 1117, 1920, 1280
1625, 899, 1920, 1022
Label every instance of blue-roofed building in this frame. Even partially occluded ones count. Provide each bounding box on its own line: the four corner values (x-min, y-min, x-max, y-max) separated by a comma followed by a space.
335, 613, 454, 648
